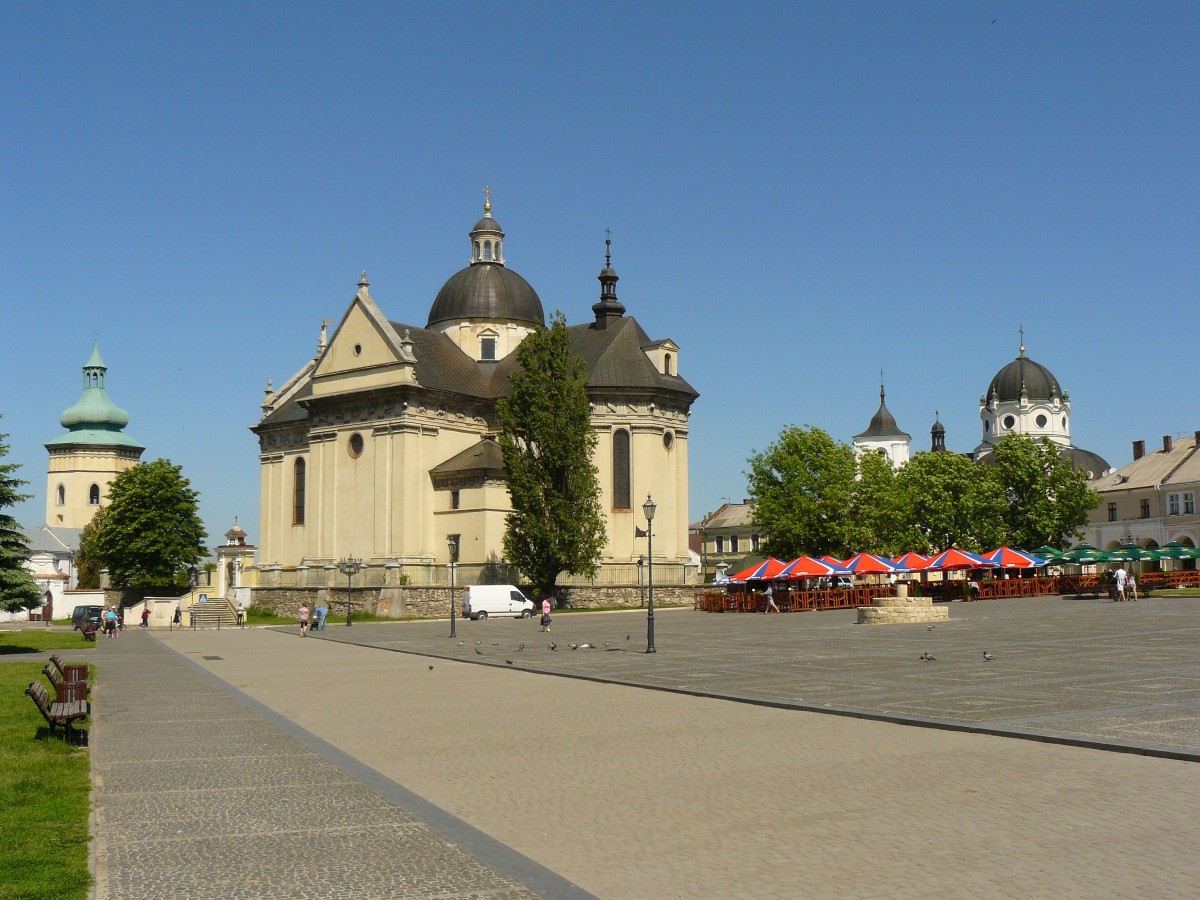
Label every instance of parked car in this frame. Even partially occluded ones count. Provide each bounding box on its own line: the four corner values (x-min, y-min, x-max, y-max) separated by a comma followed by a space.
461, 585, 535, 621
831, 575, 854, 590
72, 605, 103, 632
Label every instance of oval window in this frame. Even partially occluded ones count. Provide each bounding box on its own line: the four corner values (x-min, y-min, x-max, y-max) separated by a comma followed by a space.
1036, 414, 1047, 428
663, 431, 674, 450
353, 344, 363, 357
348, 433, 364, 458
1003, 415, 1015, 430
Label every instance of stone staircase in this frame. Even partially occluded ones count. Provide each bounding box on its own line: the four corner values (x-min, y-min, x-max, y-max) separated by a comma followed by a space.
187, 599, 239, 630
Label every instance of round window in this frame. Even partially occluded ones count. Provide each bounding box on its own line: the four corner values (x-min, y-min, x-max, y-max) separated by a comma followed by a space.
1003, 415, 1015, 430
353, 344, 363, 356
348, 433, 364, 458
663, 431, 674, 450
1036, 414, 1047, 428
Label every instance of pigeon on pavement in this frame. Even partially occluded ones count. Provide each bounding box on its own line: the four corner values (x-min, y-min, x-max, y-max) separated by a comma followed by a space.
983, 650, 994, 661
505, 658, 514, 665
475, 647, 483, 655
918, 652, 936, 661
549, 642, 557, 651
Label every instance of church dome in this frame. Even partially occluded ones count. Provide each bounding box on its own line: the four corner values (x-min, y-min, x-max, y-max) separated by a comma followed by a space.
427, 263, 545, 329
48, 342, 143, 449
985, 350, 1062, 403
427, 195, 545, 329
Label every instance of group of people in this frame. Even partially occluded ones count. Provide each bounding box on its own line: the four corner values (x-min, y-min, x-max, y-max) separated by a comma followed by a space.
297, 604, 328, 636
1112, 566, 1138, 601
102, 606, 122, 637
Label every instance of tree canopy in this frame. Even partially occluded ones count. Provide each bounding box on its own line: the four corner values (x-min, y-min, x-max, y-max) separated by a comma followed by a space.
89, 459, 206, 589
498, 311, 606, 598
746, 425, 856, 558
986, 434, 1100, 549
0, 422, 42, 612
746, 424, 1096, 558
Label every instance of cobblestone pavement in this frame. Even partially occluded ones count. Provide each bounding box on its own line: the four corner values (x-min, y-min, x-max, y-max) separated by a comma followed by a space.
89, 630, 589, 899
149, 594, 1200, 898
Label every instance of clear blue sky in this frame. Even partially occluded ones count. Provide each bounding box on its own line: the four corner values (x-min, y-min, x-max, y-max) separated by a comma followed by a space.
3, 2, 1197, 544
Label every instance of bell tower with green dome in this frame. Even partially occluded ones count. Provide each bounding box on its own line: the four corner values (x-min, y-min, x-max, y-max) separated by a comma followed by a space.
45, 341, 144, 527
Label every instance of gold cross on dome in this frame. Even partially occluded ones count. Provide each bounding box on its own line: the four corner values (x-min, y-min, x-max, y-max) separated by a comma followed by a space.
483, 185, 492, 212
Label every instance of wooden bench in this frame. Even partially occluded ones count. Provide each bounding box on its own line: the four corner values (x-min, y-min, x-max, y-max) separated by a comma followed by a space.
25, 681, 88, 745
43, 663, 90, 710
49, 654, 89, 684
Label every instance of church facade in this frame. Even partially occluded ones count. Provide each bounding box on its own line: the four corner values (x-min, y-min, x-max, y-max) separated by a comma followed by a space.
252, 200, 699, 583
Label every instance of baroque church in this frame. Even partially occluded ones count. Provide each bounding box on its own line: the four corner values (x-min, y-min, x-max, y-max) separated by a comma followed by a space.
851, 335, 1109, 478
252, 198, 699, 581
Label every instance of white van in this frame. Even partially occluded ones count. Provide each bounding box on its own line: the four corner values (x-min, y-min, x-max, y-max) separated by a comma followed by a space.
461, 585, 535, 621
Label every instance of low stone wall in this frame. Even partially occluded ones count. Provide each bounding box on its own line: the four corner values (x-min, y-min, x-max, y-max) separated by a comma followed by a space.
250, 583, 694, 619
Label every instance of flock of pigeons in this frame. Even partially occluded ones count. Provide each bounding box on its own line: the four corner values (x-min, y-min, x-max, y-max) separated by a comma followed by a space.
450, 634, 635, 666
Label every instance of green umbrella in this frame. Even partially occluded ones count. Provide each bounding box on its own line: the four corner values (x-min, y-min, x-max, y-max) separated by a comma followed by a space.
1032, 545, 1061, 558
1061, 546, 1112, 563
1156, 540, 1196, 559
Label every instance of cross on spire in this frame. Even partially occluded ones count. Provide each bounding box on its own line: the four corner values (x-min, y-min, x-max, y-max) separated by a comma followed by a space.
1019, 324, 1025, 356
482, 185, 492, 214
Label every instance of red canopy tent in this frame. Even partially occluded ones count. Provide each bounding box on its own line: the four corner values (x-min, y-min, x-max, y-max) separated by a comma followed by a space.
843, 552, 905, 575
778, 555, 851, 579
728, 557, 789, 582
925, 548, 993, 571
892, 552, 930, 570
983, 547, 1048, 568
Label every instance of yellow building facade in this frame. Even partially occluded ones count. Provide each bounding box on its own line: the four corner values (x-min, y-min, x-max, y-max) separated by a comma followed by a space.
253, 202, 698, 583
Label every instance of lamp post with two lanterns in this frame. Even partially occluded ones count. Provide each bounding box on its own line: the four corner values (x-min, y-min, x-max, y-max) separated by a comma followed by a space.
643, 494, 656, 654
337, 557, 362, 626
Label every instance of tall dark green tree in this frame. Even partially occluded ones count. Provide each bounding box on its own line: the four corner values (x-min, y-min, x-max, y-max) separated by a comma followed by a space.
987, 434, 1100, 549
746, 425, 857, 558
90, 459, 206, 589
74, 507, 107, 590
845, 449, 920, 556
0, 422, 42, 612
498, 311, 606, 598
897, 451, 1007, 552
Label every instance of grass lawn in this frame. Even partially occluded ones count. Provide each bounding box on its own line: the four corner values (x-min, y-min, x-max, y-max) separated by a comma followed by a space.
0, 662, 92, 899
0, 630, 97, 656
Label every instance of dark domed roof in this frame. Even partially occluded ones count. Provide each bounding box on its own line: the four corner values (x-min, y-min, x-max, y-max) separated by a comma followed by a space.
977, 443, 1109, 480
427, 263, 545, 329
986, 353, 1062, 403
854, 388, 910, 440
472, 216, 503, 234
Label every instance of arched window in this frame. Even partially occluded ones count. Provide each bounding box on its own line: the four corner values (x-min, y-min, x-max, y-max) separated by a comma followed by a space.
664, 353, 672, 375
473, 241, 480, 262
89, 484, 100, 505
293, 458, 306, 525
612, 429, 631, 509
56, 484, 65, 506
483, 241, 493, 261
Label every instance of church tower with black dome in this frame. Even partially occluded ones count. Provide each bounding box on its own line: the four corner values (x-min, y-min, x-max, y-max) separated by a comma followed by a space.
974, 332, 1109, 479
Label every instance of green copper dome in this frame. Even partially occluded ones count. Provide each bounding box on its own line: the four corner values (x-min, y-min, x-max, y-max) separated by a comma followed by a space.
47, 342, 143, 449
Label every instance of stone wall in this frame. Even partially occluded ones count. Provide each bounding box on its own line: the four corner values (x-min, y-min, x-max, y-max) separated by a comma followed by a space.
250, 583, 694, 619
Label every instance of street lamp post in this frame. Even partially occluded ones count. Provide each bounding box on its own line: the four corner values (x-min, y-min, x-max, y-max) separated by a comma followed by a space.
337, 557, 362, 626
447, 536, 458, 639
643, 494, 656, 654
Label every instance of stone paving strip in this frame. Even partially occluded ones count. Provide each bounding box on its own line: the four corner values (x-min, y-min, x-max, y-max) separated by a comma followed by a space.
158, 597, 1200, 898
90, 631, 592, 899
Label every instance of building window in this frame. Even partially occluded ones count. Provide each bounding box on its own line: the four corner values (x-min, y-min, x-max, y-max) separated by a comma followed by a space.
348, 433, 364, 458
451, 490, 460, 510
293, 458, 306, 525
663, 353, 672, 375
715, 536, 724, 554
56, 484, 65, 506
1108, 502, 1117, 522
1002, 415, 1015, 429
473, 241, 480, 262
1036, 414, 1047, 428
483, 241, 493, 261
730, 535, 740, 554
1140, 499, 1150, 519
612, 429, 631, 509
1185, 493, 1196, 515
89, 484, 100, 505
752, 534, 760, 551
663, 431, 674, 450
481, 336, 496, 361
1168, 493, 1180, 516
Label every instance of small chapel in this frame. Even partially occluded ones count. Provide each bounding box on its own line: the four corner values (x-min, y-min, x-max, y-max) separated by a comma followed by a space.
252, 197, 699, 584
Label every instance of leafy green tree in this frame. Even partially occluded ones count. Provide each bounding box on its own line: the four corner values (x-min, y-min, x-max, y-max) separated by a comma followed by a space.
74, 507, 107, 590
90, 459, 206, 589
987, 434, 1100, 549
845, 450, 920, 556
746, 426, 856, 558
0, 423, 43, 612
897, 451, 1007, 552
498, 311, 606, 598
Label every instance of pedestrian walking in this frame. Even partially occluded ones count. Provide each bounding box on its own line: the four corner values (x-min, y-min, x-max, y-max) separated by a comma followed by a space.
236, 600, 246, 626
103, 607, 118, 638
1127, 573, 1138, 601
540, 596, 552, 632
140, 607, 151, 628
1114, 566, 1128, 602
764, 585, 780, 614
173, 604, 182, 625
299, 604, 310, 637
